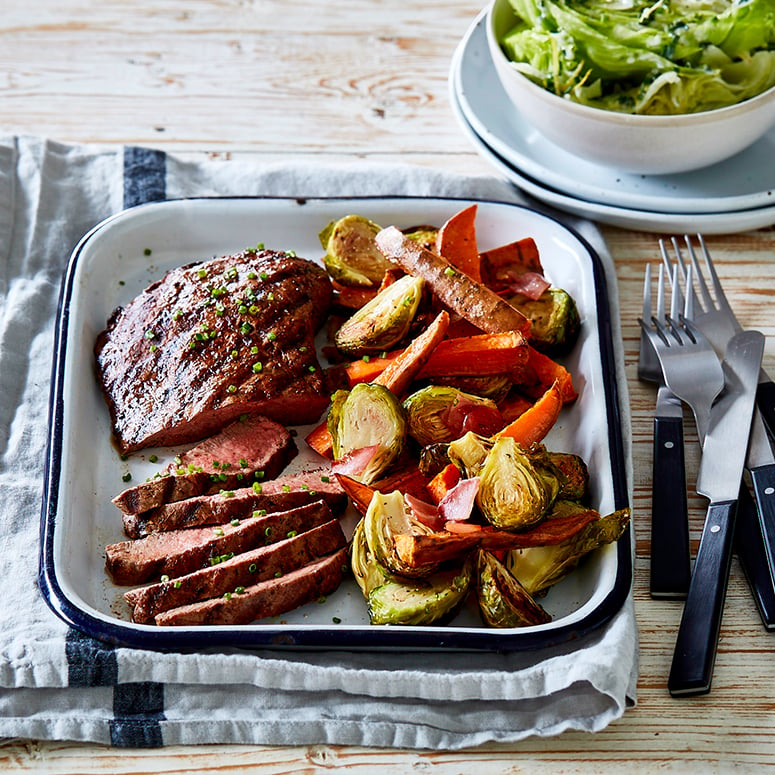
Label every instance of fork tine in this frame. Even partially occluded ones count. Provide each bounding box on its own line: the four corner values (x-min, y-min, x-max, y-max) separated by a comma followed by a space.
656, 262, 666, 320
694, 233, 736, 316
682, 234, 716, 312
670, 264, 682, 320
660, 238, 686, 314
683, 264, 695, 320
642, 262, 652, 321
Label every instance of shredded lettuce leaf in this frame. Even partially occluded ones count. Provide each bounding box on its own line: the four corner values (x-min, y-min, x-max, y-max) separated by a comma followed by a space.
499, 0, 775, 114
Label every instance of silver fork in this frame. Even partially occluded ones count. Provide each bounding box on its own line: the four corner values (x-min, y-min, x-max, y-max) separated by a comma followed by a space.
665, 234, 775, 429
639, 263, 690, 598
663, 236, 775, 628
639, 264, 725, 444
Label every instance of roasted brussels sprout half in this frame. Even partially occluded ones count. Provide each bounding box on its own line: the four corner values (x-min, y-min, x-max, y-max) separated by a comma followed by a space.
368, 556, 474, 626
328, 383, 406, 484
546, 451, 590, 502
476, 436, 556, 531
319, 214, 394, 287
506, 507, 631, 594
418, 443, 453, 478
351, 506, 474, 627
363, 490, 438, 578
509, 287, 581, 355
334, 273, 424, 356
526, 446, 589, 504
447, 431, 493, 478
476, 550, 551, 628
403, 385, 502, 447
350, 518, 390, 596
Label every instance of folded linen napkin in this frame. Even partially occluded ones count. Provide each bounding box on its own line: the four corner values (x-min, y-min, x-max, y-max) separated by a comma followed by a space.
0, 136, 637, 749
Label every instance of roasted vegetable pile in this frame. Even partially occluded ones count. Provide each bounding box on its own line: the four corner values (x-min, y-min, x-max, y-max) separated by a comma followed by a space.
308, 205, 629, 628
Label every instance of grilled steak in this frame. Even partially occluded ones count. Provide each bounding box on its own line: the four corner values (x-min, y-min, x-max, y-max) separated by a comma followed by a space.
154, 547, 349, 626
122, 468, 347, 538
95, 249, 333, 453
105, 499, 331, 585
124, 519, 346, 624
113, 414, 297, 516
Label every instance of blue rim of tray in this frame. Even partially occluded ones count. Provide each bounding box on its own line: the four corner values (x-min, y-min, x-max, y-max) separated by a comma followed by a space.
38, 195, 632, 652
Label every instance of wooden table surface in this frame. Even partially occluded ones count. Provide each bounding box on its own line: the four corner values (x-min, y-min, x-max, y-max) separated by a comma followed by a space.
3, 1, 775, 772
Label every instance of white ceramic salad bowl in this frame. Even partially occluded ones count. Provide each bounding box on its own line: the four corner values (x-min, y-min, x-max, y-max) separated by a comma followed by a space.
487, 0, 775, 175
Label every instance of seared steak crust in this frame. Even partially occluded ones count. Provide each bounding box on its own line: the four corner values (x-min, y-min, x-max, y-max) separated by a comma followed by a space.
113, 414, 297, 516
154, 547, 349, 626
105, 499, 332, 585
95, 250, 333, 453
124, 519, 346, 624
122, 468, 347, 538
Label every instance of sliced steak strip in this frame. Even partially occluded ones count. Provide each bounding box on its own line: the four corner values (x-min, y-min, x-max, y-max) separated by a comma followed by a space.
154, 547, 349, 626
113, 414, 297, 515
122, 468, 347, 538
124, 519, 346, 624
105, 500, 331, 586
95, 250, 333, 454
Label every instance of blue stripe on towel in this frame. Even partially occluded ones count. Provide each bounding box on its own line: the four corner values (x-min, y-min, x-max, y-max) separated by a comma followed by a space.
123, 146, 167, 207
110, 683, 165, 748
65, 629, 118, 686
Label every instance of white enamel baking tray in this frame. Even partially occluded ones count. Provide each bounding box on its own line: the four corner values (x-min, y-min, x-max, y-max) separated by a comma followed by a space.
39, 196, 630, 651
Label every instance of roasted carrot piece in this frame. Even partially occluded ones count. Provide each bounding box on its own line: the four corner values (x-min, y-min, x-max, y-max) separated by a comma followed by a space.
375, 226, 530, 335
334, 473, 375, 515
420, 330, 528, 377
344, 353, 397, 385
371, 465, 432, 502
376, 267, 402, 292
495, 379, 563, 447
305, 421, 334, 459
436, 204, 482, 283
477, 509, 600, 550
497, 391, 535, 424
332, 283, 378, 310
394, 508, 601, 567
511, 345, 578, 402
375, 310, 449, 396
394, 531, 481, 566
427, 463, 461, 505
345, 329, 529, 387
480, 237, 543, 276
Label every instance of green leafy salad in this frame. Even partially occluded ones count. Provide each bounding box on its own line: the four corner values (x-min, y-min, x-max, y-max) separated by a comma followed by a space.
497, 0, 775, 114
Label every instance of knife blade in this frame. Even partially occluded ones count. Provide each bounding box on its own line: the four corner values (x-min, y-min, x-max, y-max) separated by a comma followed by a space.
650, 386, 690, 598
679, 304, 775, 626
668, 329, 765, 697
687, 347, 775, 628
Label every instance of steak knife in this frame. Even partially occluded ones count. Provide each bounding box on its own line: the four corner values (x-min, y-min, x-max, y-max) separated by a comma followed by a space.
668, 329, 765, 697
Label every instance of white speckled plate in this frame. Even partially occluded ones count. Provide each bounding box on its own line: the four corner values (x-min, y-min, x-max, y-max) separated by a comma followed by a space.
453, 12, 775, 219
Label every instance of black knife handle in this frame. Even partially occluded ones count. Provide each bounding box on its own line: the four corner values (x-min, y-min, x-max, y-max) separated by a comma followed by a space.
734, 482, 775, 629
748, 465, 775, 585
668, 500, 737, 697
650, 415, 690, 598
756, 382, 775, 440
